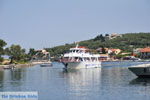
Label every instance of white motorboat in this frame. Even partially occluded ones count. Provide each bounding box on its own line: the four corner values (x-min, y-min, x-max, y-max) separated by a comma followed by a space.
40, 61, 52, 67
128, 63, 150, 77
40, 53, 52, 67
61, 44, 101, 69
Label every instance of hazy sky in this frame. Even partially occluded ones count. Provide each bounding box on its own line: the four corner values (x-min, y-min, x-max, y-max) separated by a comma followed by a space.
0, 0, 150, 49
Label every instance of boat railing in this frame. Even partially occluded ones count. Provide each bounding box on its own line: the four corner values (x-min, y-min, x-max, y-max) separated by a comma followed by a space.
61, 57, 100, 62
61, 58, 83, 62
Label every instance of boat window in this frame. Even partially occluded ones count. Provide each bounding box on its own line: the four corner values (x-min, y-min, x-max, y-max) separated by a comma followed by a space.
63, 57, 69, 61
91, 57, 97, 61
84, 57, 90, 61
79, 57, 83, 61
75, 57, 83, 61
98, 57, 101, 61
75, 57, 78, 60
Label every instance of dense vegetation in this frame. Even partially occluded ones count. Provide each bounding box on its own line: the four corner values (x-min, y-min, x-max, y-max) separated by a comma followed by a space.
0, 32, 150, 64
5, 45, 28, 64
45, 33, 150, 57
0, 39, 29, 64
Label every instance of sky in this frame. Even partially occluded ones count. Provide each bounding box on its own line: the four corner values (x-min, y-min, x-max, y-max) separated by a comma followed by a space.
0, 0, 150, 50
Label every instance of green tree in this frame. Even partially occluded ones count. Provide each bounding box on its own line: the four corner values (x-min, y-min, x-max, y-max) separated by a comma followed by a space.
5, 44, 27, 63
28, 48, 37, 60
93, 34, 105, 42
105, 34, 109, 37
0, 39, 7, 62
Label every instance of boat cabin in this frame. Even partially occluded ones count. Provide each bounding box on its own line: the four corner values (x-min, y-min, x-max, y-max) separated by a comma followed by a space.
62, 46, 100, 62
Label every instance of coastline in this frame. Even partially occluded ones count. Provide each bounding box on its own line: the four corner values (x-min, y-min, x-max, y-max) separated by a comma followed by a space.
0, 60, 149, 70
0, 61, 45, 70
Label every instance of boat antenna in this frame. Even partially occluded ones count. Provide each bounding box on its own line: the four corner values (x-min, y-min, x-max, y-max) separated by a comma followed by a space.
75, 42, 79, 48
48, 53, 50, 61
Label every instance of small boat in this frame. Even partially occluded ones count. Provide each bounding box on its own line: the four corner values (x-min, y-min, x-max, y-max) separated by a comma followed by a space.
3, 64, 16, 69
40, 62, 52, 67
60, 44, 101, 69
40, 53, 52, 67
128, 63, 150, 77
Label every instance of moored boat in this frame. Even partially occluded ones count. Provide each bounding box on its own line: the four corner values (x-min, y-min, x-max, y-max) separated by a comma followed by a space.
3, 64, 16, 69
40, 62, 52, 67
128, 63, 150, 77
60, 44, 101, 69
40, 53, 52, 67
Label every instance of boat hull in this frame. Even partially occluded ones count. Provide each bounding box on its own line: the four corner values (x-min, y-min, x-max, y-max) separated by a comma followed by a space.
128, 66, 150, 77
63, 61, 101, 69
40, 63, 52, 67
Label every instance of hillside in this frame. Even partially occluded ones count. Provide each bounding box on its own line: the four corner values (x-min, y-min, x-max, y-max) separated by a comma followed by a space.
45, 33, 150, 57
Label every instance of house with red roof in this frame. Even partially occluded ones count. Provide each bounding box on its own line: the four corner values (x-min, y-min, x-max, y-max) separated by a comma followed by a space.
96, 48, 121, 55
139, 47, 150, 59
108, 49, 122, 55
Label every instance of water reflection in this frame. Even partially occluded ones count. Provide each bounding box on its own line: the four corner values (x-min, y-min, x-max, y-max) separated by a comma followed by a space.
3, 68, 26, 81
61, 68, 102, 97
130, 78, 150, 86
0, 71, 4, 88
11, 69, 25, 81
0, 62, 150, 100
0, 68, 26, 91
62, 68, 101, 85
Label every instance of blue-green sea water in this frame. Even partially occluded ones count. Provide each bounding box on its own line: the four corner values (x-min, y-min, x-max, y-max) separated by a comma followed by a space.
0, 61, 150, 100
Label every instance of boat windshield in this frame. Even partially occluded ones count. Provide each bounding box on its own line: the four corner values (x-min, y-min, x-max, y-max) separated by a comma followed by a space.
70, 49, 84, 53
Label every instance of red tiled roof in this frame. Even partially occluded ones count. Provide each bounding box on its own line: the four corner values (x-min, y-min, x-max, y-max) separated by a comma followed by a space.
78, 46, 87, 48
109, 49, 121, 52
140, 47, 150, 53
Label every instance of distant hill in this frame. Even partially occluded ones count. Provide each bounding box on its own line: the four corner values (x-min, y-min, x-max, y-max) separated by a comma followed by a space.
45, 33, 150, 57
